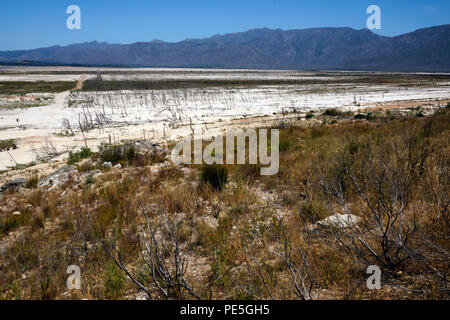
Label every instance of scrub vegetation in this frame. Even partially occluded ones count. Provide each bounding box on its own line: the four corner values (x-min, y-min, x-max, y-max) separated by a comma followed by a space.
0, 106, 448, 300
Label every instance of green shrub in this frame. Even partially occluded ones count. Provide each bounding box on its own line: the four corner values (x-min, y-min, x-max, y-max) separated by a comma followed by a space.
68, 147, 92, 165
323, 108, 341, 116
305, 112, 314, 119
0, 139, 16, 151
40, 272, 52, 300
200, 164, 228, 191
279, 140, 291, 152
104, 262, 125, 299
99, 143, 137, 164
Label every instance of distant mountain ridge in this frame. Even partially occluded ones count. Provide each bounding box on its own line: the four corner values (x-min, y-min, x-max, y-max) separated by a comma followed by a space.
1, 25, 449, 72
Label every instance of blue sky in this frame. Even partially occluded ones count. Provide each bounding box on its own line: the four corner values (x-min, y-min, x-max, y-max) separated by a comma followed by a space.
0, 0, 448, 50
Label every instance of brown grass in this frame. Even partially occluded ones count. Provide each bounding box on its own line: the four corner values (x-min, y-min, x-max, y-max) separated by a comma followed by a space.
0, 108, 448, 300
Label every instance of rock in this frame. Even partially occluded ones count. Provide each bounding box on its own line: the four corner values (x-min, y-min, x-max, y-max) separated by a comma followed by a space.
114, 163, 122, 169
12, 211, 21, 216
92, 172, 103, 179
38, 165, 77, 188
316, 213, 361, 229
0, 178, 26, 193
134, 140, 151, 152
102, 162, 112, 168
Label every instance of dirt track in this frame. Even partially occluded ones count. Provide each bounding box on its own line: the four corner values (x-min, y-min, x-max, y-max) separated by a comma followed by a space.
74, 74, 88, 90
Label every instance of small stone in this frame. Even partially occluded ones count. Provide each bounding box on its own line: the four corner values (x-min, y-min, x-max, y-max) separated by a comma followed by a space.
12, 211, 21, 216
102, 162, 113, 168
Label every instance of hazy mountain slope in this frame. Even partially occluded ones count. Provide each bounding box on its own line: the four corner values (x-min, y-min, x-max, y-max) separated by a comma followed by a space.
0, 25, 449, 71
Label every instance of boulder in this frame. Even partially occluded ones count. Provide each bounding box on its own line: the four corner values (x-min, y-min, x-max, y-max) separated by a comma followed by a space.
38, 165, 77, 188
134, 140, 152, 152
0, 178, 26, 193
102, 162, 113, 168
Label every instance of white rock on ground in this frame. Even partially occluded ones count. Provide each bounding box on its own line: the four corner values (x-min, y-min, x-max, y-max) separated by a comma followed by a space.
37, 165, 77, 187
102, 162, 113, 168
316, 213, 361, 229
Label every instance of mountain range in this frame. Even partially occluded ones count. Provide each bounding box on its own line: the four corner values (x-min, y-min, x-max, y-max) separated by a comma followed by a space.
1, 25, 449, 72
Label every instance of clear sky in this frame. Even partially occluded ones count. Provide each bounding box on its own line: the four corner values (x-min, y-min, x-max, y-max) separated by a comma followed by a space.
0, 0, 449, 50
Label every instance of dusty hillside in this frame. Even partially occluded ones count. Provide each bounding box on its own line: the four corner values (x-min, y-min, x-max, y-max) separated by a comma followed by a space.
0, 105, 448, 300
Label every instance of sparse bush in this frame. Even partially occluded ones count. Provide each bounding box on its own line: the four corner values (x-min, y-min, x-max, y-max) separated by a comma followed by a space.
319, 117, 449, 276
68, 147, 92, 165
104, 262, 125, 300
200, 164, 228, 191
1, 108, 448, 300
99, 143, 138, 165
40, 272, 52, 300
0, 209, 32, 236
31, 214, 45, 231
77, 160, 94, 172
278, 140, 291, 152
299, 201, 328, 224
323, 108, 341, 116
25, 174, 39, 189
0, 139, 17, 151
305, 112, 314, 119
